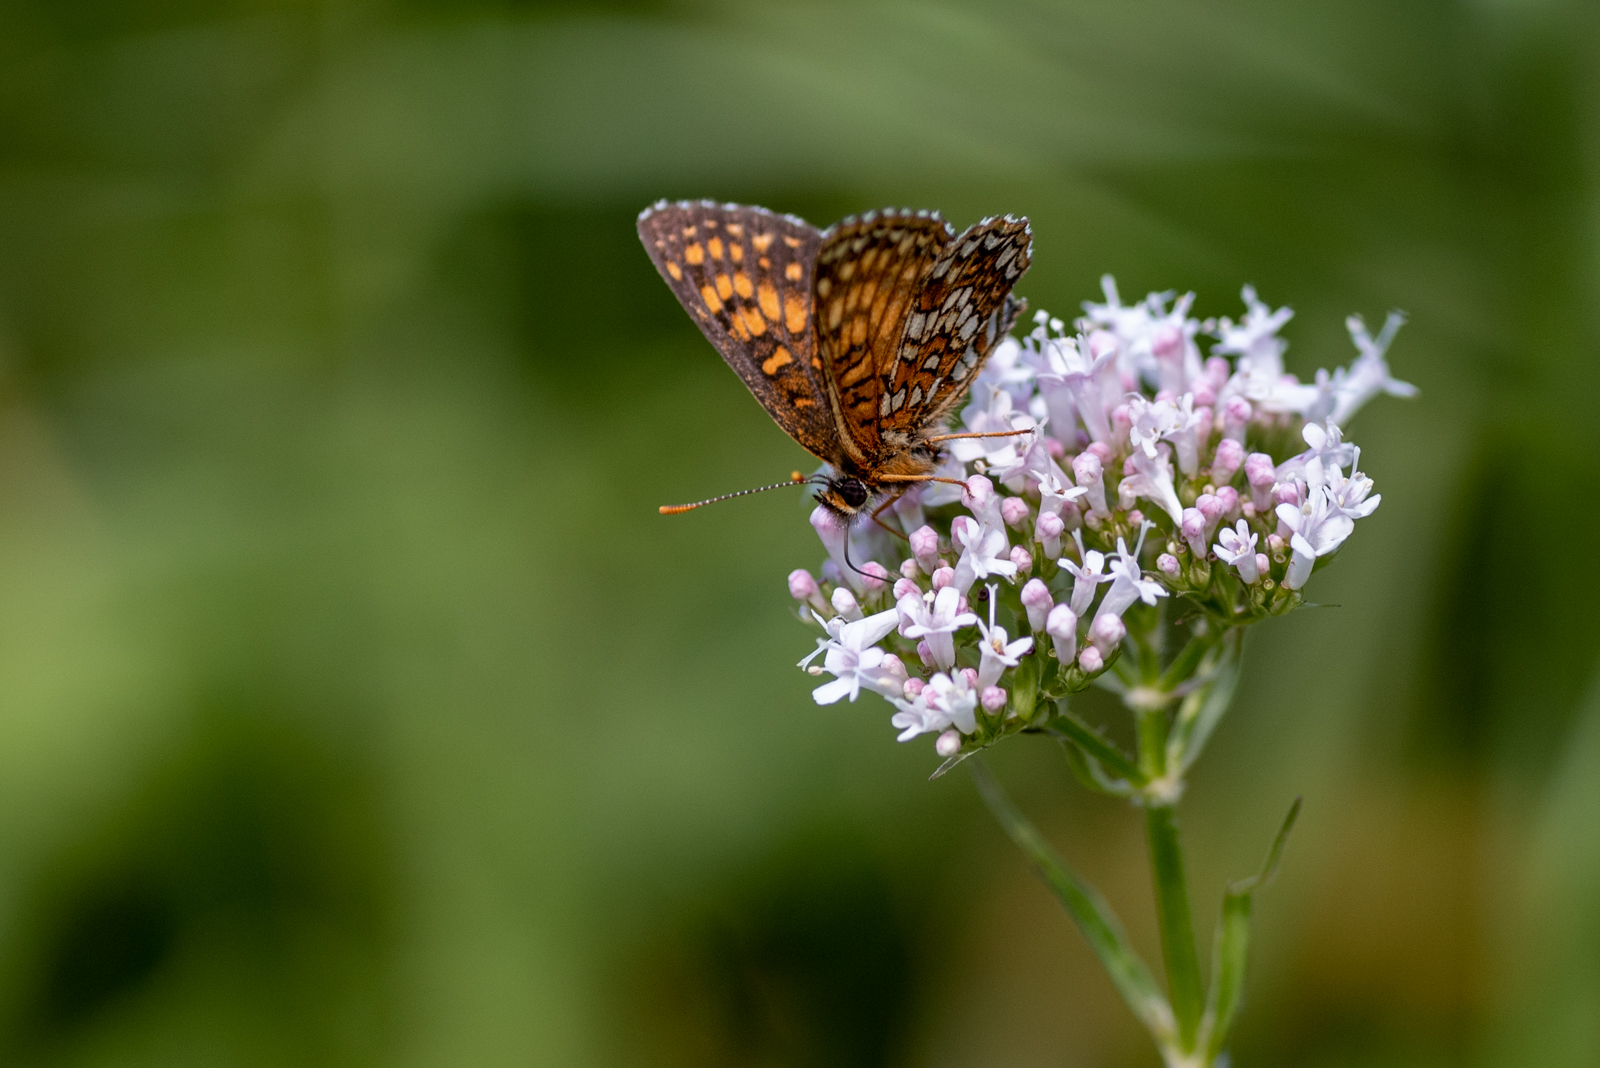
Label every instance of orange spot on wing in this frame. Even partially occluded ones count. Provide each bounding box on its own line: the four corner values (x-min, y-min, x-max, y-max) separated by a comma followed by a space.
730, 243, 744, 262
827, 298, 843, 329
783, 236, 802, 248
742, 306, 767, 335
733, 272, 753, 298
707, 237, 724, 260
762, 346, 793, 374
682, 226, 696, 237
758, 282, 781, 322
685, 243, 705, 265
785, 294, 807, 333
666, 261, 682, 280
785, 262, 802, 281
700, 285, 723, 314
715, 274, 733, 300
849, 316, 868, 345
792, 396, 815, 407
728, 315, 749, 340
725, 223, 744, 236
752, 233, 773, 253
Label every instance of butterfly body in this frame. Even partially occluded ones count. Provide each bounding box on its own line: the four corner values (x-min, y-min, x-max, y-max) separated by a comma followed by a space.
638, 200, 1031, 517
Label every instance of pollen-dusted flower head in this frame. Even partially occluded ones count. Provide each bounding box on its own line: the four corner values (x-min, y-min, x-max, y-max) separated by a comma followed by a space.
791, 277, 1412, 766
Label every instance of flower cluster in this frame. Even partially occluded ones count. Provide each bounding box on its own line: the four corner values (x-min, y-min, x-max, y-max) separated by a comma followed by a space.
790, 278, 1413, 762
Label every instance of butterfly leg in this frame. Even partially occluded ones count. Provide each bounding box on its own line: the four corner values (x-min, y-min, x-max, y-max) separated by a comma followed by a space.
923, 428, 1036, 444
869, 490, 911, 542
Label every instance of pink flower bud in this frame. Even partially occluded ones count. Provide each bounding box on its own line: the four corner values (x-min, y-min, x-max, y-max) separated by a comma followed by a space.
1203, 356, 1231, 389
1196, 492, 1224, 526
1245, 452, 1277, 510
880, 654, 907, 682
981, 686, 1008, 713
1267, 533, 1287, 556
959, 668, 979, 689
1089, 613, 1126, 655
1223, 397, 1253, 442
860, 560, 890, 592
1010, 544, 1033, 573
1111, 403, 1132, 438
917, 641, 936, 668
1000, 496, 1031, 529
1126, 509, 1144, 528
1036, 510, 1065, 541
1021, 578, 1053, 631
910, 524, 941, 573
893, 577, 920, 601
1192, 382, 1216, 407
931, 566, 955, 590
831, 586, 862, 620
1255, 552, 1271, 577
903, 677, 925, 698
1214, 485, 1241, 520
788, 569, 818, 601
1273, 481, 1301, 507
1085, 441, 1112, 465
900, 558, 921, 579
935, 729, 962, 757
1181, 507, 1208, 557
961, 474, 996, 514
1157, 553, 1180, 576
1212, 438, 1245, 485
1045, 603, 1078, 664
1077, 646, 1104, 673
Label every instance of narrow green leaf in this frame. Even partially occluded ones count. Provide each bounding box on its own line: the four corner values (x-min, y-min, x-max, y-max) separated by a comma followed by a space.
1200, 797, 1302, 1061
970, 759, 1176, 1045
1174, 636, 1243, 774
1047, 709, 1144, 785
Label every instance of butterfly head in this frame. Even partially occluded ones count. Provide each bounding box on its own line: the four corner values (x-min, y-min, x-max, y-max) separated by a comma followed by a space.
816, 475, 871, 517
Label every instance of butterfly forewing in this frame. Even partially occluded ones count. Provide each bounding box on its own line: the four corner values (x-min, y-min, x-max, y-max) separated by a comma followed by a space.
812, 209, 955, 467
882, 216, 1032, 433
637, 201, 840, 463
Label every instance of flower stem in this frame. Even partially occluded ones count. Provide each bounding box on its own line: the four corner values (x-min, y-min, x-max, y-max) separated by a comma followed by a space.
1137, 706, 1205, 1054
1146, 803, 1205, 1053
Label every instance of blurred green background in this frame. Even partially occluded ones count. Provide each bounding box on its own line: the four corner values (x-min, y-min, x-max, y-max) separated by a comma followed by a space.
0, 0, 1596, 1065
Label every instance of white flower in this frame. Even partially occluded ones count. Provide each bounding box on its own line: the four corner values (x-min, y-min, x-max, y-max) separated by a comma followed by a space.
1324, 453, 1381, 520
953, 387, 1034, 472
1093, 527, 1169, 624
1213, 520, 1261, 583
1033, 332, 1116, 444
1118, 446, 1185, 525
922, 670, 981, 735
1324, 311, 1416, 426
803, 608, 902, 704
1276, 487, 1355, 590
1059, 530, 1113, 617
951, 514, 1016, 593
898, 586, 977, 670
1126, 395, 1185, 459
1275, 419, 1356, 487
1212, 284, 1293, 376
976, 585, 1034, 688
889, 689, 953, 742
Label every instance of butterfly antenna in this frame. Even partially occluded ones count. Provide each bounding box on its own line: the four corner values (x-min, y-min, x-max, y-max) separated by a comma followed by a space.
659, 471, 819, 515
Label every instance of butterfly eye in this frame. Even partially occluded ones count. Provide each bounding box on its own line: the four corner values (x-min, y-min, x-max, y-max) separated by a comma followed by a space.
836, 478, 869, 509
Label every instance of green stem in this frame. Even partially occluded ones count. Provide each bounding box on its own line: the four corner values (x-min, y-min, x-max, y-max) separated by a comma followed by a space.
1146, 804, 1205, 1053
1136, 705, 1205, 1054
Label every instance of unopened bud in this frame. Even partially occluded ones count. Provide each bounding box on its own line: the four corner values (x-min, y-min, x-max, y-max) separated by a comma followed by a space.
981, 686, 1008, 713
831, 586, 863, 621
1000, 496, 1031, 529
1157, 553, 1180, 577
1020, 578, 1053, 631
1212, 438, 1245, 485
1010, 544, 1034, 573
1077, 646, 1104, 673
909, 524, 941, 573
935, 729, 962, 757
931, 566, 955, 590
893, 577, 920, 601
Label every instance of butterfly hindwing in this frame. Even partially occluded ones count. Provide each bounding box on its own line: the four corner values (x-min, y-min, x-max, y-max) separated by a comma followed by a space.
882, 215, 1032, 433
812, 209, 955, 466
637, 201, 839, 463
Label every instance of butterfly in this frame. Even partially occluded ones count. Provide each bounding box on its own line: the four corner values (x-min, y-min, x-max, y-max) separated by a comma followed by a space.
638, 200, 1032, 519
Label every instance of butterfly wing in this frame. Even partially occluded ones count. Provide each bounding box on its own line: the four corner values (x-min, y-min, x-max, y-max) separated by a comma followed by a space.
812, 209, 956, 467
637, 201, 840, 462
881, 215, 1032, 435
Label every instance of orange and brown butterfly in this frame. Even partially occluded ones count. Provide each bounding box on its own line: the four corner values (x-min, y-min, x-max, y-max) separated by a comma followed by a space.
638, 200, 1031, 519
